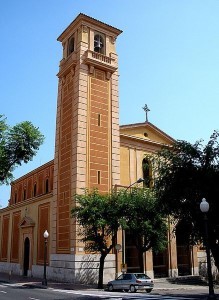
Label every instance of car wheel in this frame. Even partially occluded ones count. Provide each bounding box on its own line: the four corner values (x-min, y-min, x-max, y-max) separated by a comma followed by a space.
146, 289, 152, 293
129, 285, 136, 293
108, 284, 114, 292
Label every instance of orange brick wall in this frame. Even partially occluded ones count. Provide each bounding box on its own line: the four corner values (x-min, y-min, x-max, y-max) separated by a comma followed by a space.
56, 72, 73, 253
27, 177, 33, 199
89, 70, 110, 193
0, 214, 10, 261
37, 203, 50, 264
10, 211, 21, 262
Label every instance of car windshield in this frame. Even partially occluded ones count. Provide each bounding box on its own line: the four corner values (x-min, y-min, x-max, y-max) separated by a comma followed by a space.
134, 273, 150, 279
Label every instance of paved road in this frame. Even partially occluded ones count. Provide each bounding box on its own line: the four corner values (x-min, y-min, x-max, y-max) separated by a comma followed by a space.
0, 272, 219, 300
0, 282, 218, 300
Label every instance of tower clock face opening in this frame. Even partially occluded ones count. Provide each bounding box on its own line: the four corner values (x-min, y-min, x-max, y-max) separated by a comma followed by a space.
94, 33, 104, 54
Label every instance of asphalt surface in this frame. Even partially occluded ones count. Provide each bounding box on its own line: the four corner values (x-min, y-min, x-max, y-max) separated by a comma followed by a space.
0, 271, 219, 298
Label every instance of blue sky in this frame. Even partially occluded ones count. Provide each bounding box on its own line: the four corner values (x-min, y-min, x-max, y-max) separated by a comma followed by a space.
1, 0, 219, 207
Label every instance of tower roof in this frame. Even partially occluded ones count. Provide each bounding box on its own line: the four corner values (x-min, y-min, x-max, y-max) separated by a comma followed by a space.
57, 13, 122, 42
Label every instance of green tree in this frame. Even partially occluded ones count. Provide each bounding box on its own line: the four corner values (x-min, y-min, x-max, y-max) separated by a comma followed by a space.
118, 188, 168, 272
150, 131, 219, 270
0, 115, 44, 184
71, 189, 121, 289
72, 188, 168, 287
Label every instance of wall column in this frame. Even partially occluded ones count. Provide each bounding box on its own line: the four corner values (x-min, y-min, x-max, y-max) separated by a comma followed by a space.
167, 217, 178, 277
144, 250, 154, 279
191, 245, 199, 275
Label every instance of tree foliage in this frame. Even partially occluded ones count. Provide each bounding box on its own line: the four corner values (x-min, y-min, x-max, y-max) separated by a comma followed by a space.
150, 131, 219, 270
71, 188, 168, 285
0, 115, 44, 184
118, 188, 168, 272
71, 189, 121, 289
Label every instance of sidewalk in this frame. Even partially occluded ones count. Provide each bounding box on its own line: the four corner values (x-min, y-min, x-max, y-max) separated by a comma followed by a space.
0, 271, 93, 290
0, 271, 218, 292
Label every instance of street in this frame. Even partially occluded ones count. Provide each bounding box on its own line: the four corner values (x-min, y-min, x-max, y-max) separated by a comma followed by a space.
0, 282, 218, 300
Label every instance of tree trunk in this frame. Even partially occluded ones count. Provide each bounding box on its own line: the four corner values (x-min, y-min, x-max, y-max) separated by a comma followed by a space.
98, 254, 106, 289
138, 249, 144, 273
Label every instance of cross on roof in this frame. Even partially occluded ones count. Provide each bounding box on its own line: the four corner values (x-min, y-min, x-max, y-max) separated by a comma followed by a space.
142, 104, 150, 122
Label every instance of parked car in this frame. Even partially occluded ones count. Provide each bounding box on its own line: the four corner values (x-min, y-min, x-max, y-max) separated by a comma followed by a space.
107, 273, 154, 293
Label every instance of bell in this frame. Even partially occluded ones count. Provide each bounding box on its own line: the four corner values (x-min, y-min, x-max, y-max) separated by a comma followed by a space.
96, 40, 101, 48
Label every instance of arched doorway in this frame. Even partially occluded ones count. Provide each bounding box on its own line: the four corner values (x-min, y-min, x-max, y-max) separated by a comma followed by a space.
176, 220, 191, 276
23, 237, 30, 276
125, 231, 140, 273
153, 249, 168, 278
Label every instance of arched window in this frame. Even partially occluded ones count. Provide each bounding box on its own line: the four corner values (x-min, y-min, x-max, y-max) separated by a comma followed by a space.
45, 179, 49, 194
68, 36, 75, 55
23, 189, 26, 200
14, 192, 17, 204
33, 183, 37, 197
94, 33, 104, 54
142, 158, 151, 188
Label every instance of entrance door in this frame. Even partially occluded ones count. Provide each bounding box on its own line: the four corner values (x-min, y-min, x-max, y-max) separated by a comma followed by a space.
153, 249, 168, 278
177, 245, 191, 275
125, 231, 142, 272
176, 221, 191, 276
23, 237, 30, 276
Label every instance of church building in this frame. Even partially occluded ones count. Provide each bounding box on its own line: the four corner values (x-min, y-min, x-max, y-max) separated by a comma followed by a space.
0, 14, 203, 283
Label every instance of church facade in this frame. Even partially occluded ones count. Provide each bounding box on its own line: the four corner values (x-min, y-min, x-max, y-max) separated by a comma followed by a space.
0, 14, 204, 283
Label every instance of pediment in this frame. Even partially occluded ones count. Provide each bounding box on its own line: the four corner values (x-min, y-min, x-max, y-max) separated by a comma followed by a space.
120, 121, 175, 146
20, 216, 35, 228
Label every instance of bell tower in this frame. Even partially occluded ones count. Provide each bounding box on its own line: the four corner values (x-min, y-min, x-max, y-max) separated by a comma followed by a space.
51, 13, 122, 274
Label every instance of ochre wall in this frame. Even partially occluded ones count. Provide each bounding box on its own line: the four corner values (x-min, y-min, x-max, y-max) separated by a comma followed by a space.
0, 195, 51, 270
120, 126, 172, 145
120, 146, 152, 187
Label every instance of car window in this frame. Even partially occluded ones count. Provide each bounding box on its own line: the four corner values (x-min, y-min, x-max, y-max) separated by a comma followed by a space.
134, 273, 150, 279
123, 274, 132, 280
117, 274, 124, 280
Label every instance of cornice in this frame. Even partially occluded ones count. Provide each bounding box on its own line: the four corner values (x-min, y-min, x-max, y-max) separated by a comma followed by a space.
20, 216, 35, 228
120, 133, 172, 148
57, 13, 122, 42
57, 52, 77, 78
0, 193, 53, 213
11, 160, 54, 185
84, 50, 117, 75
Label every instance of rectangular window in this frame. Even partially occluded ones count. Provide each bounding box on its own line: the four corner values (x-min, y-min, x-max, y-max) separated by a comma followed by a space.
23, 189, 26, 200
45, 179, 49, 194
98, 114, 101, 126
97, 171, 101, 184
33, 183, 37, 197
